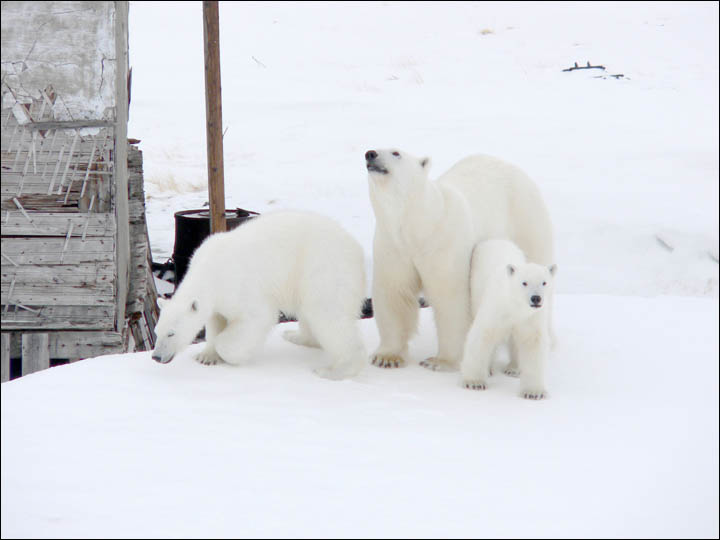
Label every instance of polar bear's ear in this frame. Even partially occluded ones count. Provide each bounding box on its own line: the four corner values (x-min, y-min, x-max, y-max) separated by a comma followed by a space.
506, 264, 516, 276
157, 297, 168, 310
548, 264, 557, 276
191, 300, 199, 312
420, 157, 431, 170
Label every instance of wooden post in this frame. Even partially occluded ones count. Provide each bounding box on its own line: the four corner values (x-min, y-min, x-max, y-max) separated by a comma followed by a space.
1, 333, 10, 382
203, 0, 227, 233
114, 0, 130, 333
22, 333, 50, 376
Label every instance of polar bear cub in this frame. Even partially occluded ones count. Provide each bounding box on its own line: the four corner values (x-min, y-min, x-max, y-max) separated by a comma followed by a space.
152, 211, 367, 380
461, 239, 556, 399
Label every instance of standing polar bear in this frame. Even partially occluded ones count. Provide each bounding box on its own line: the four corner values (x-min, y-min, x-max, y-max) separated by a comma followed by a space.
366, 149, 554, 371
461, 239, 556, 399
152, 211, 367, 380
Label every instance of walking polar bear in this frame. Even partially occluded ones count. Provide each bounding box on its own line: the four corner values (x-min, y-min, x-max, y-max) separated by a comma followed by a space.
461, 239, 556, 399
152, 211, 367, 380
365, 149, 554, 371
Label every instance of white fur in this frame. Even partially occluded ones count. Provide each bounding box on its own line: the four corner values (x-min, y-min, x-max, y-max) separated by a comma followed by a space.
152, 211, 367, 380
461, 239, 556, 399
366, 149, 554, 370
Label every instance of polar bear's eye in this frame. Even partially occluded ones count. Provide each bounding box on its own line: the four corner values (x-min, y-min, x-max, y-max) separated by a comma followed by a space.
542, 282, 547, 286
392, 151, 400, 157
522, 282, 527, 287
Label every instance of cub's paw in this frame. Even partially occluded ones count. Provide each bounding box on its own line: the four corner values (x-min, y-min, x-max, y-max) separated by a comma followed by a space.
504, 367, 521, 378
463, 379, 487, 391
419, 357, 458, 372
195, 348, 223, 366
521, 388, 548, 400
283, 329, 320, 348
371, 354, 406, 369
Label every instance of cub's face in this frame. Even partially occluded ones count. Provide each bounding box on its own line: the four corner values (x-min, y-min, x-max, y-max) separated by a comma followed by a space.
152, 297, 204, 364
507, 263, 557, 311
365, 148, 431, 193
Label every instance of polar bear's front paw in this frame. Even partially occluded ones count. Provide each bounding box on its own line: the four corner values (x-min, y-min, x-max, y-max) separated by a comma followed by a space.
463, 379, 487, 391
521, 388, 548, 400
419, 357, 459, 372
371, 354, 406, 369
195, 347, 223, 366
504, 367, 521, 377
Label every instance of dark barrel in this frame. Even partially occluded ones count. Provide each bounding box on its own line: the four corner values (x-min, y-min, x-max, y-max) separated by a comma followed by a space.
172, 208, 259, 288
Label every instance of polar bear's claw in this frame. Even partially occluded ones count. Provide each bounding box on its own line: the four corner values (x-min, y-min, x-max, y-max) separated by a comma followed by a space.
371, 354, 405, 368
522, 390, 547, 400
463, 380, 487, 390
504, 367, 521, 377
419, 357, 458, 372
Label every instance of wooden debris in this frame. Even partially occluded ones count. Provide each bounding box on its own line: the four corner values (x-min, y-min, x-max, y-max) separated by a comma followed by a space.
562, 61, 606, 72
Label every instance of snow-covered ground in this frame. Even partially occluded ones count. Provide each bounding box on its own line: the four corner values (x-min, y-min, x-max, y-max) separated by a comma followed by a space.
2, 296, 718, 538
2, 2, 718, 538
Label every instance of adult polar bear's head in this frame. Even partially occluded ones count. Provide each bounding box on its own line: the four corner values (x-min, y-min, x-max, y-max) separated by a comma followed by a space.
506, 262, 558, 312
365, 149, 431, 196
152, 295, 208, 364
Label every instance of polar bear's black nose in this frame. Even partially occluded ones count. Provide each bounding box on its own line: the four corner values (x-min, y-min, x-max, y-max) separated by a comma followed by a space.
365, 150, 378, 161
531, 295, 542, 305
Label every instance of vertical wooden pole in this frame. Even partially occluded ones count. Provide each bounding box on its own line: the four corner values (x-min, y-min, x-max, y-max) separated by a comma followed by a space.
1, 333, 10, 382
114, 0, 130, 332
203, 0, 227, 233
22, 333, 50, 376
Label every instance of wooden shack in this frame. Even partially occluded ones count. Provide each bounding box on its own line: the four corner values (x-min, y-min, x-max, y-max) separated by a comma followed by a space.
1, 1, 158, 381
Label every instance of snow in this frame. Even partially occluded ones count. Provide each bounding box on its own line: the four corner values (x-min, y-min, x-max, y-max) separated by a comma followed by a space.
2, 2, 719, 537
127, 1, 719, 298
2, 296, 718, 538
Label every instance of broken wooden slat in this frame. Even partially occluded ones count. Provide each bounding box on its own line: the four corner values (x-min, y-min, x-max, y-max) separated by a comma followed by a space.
59, 221, 74, 263
1, 253, 19, 267
21, 332, 50, 376
57, 131, 79, 195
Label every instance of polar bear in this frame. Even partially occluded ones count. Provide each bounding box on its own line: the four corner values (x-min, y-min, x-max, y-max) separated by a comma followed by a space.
151, 211, 367, 380
461, 239, 556, 399
365, 149, 554, 371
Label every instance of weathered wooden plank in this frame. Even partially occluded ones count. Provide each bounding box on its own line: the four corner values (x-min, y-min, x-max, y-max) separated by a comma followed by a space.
1, 138, 112, 171
1, 237, 115, 265
2, 280, 114, 306
2, 262, 114, 284
25, 120, 115, 131
2, 172, 108, 196
1, 212, 115, 237
1, 305, 114, 330
8, 331, 125, 360
1, 333, 9, 382
21, 332, 49, 376
114, 0, 131, 334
